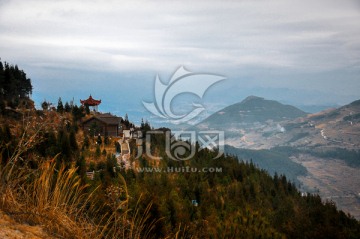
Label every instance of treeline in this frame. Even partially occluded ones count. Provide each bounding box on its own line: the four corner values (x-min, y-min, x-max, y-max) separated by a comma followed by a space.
225, 145, 308, 183
0, 59, 32, 109
274, 146, 360, 168
309, 147, 360, 168
41, 97, 86, 119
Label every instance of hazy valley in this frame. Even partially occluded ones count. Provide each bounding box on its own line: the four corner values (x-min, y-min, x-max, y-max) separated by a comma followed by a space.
195, 96, 360, 219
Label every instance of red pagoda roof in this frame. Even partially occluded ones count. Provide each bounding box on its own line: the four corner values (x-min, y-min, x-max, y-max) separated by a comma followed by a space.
80, 95, 101, 106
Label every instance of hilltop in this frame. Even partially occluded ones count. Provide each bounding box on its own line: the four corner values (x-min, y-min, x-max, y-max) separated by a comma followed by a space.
195, 96, 307, 130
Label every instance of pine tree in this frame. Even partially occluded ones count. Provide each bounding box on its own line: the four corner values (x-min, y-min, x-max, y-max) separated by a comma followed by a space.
104, 132, 109, 145
0, 61, 4, 99
0, 60, 32, 102
0, 124, 13, 164
97, 135, 102, 145
95, 145, 101, 158
124, 113, 129, 128
72, 105, 85, 121
41, 100, 50, 111
57, 97, 64, 113
61, 132, 71, 159
64, 102, 71, 112
141, 118, 145, 129
45, 131, 57, 157
85, 104, 90, 115
82, 135, 90, 150
106, 154, 117, 178
76, 154, 87, 183
115, 141, 121, 153
69, 130, 78, 152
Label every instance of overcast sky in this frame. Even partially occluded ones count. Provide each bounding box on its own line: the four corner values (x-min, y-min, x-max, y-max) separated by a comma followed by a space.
1, 0, 360, 123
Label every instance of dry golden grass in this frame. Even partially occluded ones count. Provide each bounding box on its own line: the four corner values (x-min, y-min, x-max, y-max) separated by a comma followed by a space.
0, 115, 159, 239
0, 153, 98, 238
0, 156, 159, 238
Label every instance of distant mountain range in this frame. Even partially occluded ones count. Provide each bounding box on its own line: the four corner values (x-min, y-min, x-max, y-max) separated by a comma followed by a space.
193, 96, 360, 219
193, 95, 360, 151
195, 96, 307, 130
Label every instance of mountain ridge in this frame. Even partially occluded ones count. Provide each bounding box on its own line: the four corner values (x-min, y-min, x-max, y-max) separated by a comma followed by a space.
199, 96, 360, 220
196, 95, 307, 130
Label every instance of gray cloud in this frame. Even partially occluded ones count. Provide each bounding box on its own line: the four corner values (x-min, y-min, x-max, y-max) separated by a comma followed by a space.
1, 0, 359, 70
0, 0, 359, 114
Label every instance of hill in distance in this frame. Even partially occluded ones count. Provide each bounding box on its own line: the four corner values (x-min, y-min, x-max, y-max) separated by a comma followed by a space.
192, 96, 308, 150
195, 96, 360, 151
196, 96, 307, 130
198, 96, 360, 220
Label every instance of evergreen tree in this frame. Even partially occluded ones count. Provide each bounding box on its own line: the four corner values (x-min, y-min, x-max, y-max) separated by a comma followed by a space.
104, 132, 109, 145
72, 105, 85, 121
41, 100, 50, 111
115, 141, 121, 153
85, 104, 90, 115
82, 135, 90, 150
64, 102, 71, 112
0, 124, 13, 164
69, 130, 78, 152
60, 132, 71, 159
45, 131, 57, 157
97, 135, 102, 145
76, 154, 87, 183
57, 97, 64, 113
0, 100, 5, 114
106, 154, 117, 178
141, 118, 145, 129
0, 60, 32, 102
0, 61, 4, 98
124, 113, 130, 128
95, 145, 101, 158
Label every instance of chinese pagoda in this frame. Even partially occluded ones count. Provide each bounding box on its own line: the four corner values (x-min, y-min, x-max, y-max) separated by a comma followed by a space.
80, 95, 101, 112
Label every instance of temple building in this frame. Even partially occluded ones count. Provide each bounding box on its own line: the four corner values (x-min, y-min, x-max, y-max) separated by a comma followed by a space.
82, 113, 123, 137
80, 95, 101, 112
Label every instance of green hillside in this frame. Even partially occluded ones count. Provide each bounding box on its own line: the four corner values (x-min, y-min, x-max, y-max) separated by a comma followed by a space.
225, 145, 307, 183
197, 96, 307, 127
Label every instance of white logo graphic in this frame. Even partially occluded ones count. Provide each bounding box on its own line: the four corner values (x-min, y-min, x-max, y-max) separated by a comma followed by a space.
143, 66, 225, 124
137, 130, 225, 161
166, 131, 196, 161
198, 131, 224, 159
